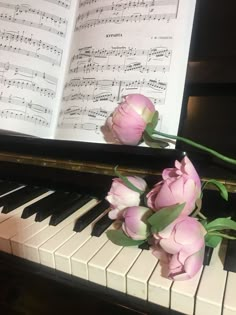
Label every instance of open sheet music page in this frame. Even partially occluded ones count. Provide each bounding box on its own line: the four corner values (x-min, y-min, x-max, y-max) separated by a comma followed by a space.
0, 0, 78, 138
56, 0, 196, 144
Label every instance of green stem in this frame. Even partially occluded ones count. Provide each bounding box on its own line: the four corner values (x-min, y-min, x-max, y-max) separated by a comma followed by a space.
197, 212, 207, 220
207, 232, 236, 240
152, 130, 236, 166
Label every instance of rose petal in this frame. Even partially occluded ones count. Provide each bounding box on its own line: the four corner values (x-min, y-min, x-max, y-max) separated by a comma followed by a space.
174, 218, 204, 245
160, 234, 182, 254
184, 247, 204, 277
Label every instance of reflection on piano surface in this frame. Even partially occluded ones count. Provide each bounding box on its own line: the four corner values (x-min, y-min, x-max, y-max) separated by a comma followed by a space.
0, 0, 236, 314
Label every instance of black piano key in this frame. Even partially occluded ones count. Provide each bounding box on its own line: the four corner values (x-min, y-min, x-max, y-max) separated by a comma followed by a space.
35, 192, 73, 222
73, 199, 110, 232
0, 185, 26, 208
21, 191, 62, 219
224, 239, 236, 272
49, 194, 93, 226
0, 185, 44, 213
91, 213, 113, 237
0, 181, 22, 196
1, 186, 49, 213
203, 246, 213, 266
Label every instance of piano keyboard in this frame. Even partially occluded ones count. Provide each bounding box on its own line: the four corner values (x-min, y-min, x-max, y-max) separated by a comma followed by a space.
0, 181, 235, 315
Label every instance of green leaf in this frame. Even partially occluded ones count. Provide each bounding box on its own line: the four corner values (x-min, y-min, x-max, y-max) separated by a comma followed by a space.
150, 111, 159, 129
147, 203, 185, 232
143, 131, 169, 148
145, 123, 154, 136
202, 180, 228, 201
106, 230, 145, 246
114, 166, 144, 195
205, 234, 222, 248
206, 217, 236, 232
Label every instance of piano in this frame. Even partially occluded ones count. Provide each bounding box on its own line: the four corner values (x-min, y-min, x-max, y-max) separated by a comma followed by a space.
0, 0, 236, 314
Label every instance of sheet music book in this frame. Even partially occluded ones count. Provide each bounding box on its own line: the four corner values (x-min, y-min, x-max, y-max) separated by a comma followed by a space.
0, 0, 196, 144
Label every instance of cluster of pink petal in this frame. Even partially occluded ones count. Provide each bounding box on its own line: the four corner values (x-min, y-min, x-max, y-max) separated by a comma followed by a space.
106, 176, 147, 220
152, 216, 206, 280
105, 94, 155, 145
106, 156, 205, 281
147, 156, 201, 216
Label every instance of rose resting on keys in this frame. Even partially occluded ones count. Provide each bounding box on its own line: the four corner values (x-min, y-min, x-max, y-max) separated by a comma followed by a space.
103, 93, 236, 281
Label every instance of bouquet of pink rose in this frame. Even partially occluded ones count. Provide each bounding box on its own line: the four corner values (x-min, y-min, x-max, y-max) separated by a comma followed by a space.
102, 94, 236, 281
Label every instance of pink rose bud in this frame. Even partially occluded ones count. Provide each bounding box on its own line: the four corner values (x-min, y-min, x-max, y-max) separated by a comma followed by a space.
152, 216, 206, 280
106, 176, 147, 220
147, 156, 201, 216
122, 206, 152, 240
106, 94, 156, 145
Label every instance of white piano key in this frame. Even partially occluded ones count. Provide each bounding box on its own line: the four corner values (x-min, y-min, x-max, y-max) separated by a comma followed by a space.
24, 199, 98, 263
126, 250, 158, 300
71, 232, 108, 280
39, 199, 98, 268
170, 266, 203, 315
0, 206, 23, 224
0, 213, 36, 253
88, 240, 123, 286
106, 246, 142, 293
54, 225, 93, 274
223, 272, 236, 315
54, 209, 110, 274
148, 262, 173, 308
195, 243, 227, 315
11, 218, 51, 258
0, 191, 52, 253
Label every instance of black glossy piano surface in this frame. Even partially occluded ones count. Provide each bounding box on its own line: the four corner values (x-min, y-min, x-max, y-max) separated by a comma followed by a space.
0, 0, 236, 314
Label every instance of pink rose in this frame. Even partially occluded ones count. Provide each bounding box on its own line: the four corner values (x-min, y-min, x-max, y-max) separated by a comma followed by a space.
122, 206, 152, 240
105, 94, 155, 145
147, 156, 201, 216
106, 176, 147, 219
151, 216, 206, 280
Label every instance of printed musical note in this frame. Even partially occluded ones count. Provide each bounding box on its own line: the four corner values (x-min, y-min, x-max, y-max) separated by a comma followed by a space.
0, 62, 58, 86
78, 0, 179, 22
0, 30, 63, 66
61, 106, 110, 118
44, 0, 71, 9
71, 47, 171, 63
0, 62, 58, 98
65, 78, 167, 92
75, 0, 180, 31
0, 93, 52, 126
0, 2, 68, 37
58, 121, 100, 133
79, 0, 99, 8
76, 13, 176, 31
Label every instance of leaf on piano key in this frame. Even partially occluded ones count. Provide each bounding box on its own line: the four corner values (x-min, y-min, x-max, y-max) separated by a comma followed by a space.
148, 203, 185, 233
206, 217, 236, 232
205, 234, 222, 248
106, 230, 145, 246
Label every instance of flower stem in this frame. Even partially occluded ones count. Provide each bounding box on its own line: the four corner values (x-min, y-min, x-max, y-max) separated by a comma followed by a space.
208, 232, 236, 240
152, 130, 236, 166
197, 212, 207, 220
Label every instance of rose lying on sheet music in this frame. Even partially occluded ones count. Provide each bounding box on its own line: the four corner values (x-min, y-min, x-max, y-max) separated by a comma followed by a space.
0, 0, 196, 145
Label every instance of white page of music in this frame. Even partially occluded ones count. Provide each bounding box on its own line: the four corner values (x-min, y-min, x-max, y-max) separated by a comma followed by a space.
0, 0, 77, 138
56, 0, 196, 144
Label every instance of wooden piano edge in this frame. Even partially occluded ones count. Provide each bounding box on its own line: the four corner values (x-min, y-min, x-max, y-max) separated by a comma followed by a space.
0, 251, 183, 315
0, 150, 235, 193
